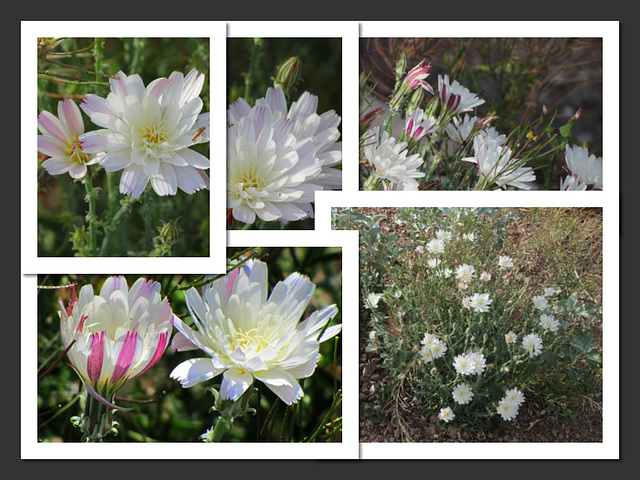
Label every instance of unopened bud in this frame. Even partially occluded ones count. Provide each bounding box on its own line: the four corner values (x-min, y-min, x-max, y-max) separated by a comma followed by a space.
474, 114, 499, 133
406, 88, 425, 116
395, 52, 407, 79
274, 55, 302, 97
157, 217, 182, 245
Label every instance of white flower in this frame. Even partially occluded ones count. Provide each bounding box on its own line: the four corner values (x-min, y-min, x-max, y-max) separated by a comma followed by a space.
544, 287, 560, 296
455, 264, 476, 283
436, 267, 453, 279
560, 173, 588, 191
496, 398, 520, 421
80, 69, 210, 198
60, 276, 174, 406
467, 351, 487, 375
415, 245, 425, 255
170, 258, 341, 405
462, 296, 472, 309
462, 135, 536, 190
462, 232, 476, 242
438, 406, 455, 423
404, 108, 437, 141
427, 258, 441, 269
480, 272, 492, 282
531, 295, 549, 311
469, 293, 492, 313
505, 331, 518, 344
37, 99, 101, 179
445, 114, 478, 144
435, 230, 453, 242
498, 255, 514, 269
363, 126, 425, 188
564, 144, 602, 189
521, 333, 543, 358
539, 313, 560, 332
452, 383, 474, 405
438, 75, 485, 115
458, 282, 469, 290
420, 334, 447, 362
453, 353, 477, 375
227, 87, 341, 224
365, 292, 382, 310
504, 388, 525, 407
426, 238, 446, 254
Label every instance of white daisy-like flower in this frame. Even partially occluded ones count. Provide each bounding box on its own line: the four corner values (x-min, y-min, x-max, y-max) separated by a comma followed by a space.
496, 397, 520, 421
504, 388, 525, 407
438, 406, 455, 423
404, 108, 437, 141
504, 331, 518, 344
435, 230, 453, 242
462, 135, 536, 190
363, 126, 425, 188
80, 69, 210, 198
170, 258, 341, 405
453, 353, 477, 376
227, 87, 342, 224
531, 295, 549, 311
452, 383, 474, 405
420, 337, 448, 363
563, 144, 602, 189
461, 296, 472, 309
455, 264, 476, 283
364, 292, 382, 310
539, 313, 560, 332
498, 255, 514, 269
427, 258, 441, 269
462, 232, 476, 242
426, 238, 446, 254
544, 287, 560, 296
436, 267, 453, 279
445, 114, 478, 144
438, 75, 486, 115
467, 351, 487, 375
480, 272, 492, 282
521, 333, 543, 358
468, 293, 492, 313
37, 99, 101, 179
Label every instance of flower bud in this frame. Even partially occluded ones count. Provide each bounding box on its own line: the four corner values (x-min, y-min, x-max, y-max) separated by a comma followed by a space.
274, 55, 302, 97
406, 88, 425, 116
394, 52, 407, 79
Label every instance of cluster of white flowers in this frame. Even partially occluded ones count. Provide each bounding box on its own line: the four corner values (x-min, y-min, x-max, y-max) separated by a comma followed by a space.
453, 351, 486, 376
496, 388, 525, 422
419, 332, 448, 362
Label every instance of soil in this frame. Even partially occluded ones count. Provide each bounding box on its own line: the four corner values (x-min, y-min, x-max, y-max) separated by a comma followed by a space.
351, 207, 603, 443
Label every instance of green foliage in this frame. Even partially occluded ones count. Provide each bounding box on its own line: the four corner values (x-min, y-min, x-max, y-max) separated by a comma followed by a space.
37, 37, 210, 256
333, 207, 602, 435
36, 248, 342, 442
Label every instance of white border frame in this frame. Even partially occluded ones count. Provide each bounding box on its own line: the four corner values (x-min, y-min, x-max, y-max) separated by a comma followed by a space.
21, 21, 227, 273
22, 228, 359, 459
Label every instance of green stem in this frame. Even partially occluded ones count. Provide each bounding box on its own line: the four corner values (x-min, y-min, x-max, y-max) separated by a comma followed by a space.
84, 174, 98, 256
37, 71, 110, 87
210, 416, 230, 442
244, 38, 263, 103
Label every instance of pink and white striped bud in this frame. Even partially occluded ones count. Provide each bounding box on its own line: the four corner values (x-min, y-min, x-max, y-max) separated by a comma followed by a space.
404, 108, 437, 141
60, 276, 175, 406
404, 59, 433, 91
